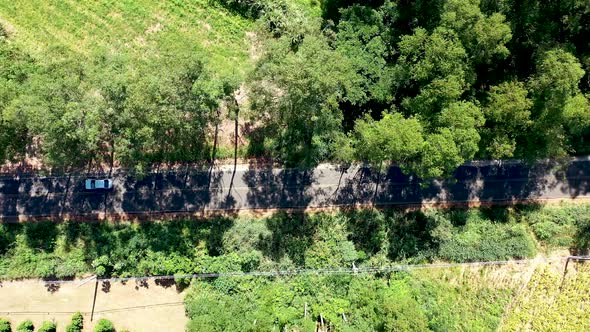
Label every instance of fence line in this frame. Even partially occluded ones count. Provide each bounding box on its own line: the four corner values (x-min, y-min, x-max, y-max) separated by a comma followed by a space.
24, 256, 573, 285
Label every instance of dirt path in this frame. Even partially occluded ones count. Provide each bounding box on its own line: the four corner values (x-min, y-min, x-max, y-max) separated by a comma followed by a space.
0, 278, 187, 331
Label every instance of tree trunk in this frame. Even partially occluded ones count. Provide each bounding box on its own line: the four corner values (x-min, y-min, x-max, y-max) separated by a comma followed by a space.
208, 107, 221, 189
227, 105, 239, 199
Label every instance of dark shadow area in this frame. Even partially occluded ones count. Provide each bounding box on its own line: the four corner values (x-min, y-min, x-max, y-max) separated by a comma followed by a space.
155, 278, 189, 292
257, 212, 317, 266
384, 209, 437, 262
101, 280, 111, 293
344, 209, 388, 256
136, 279, 149, 290
334, 166, 379, 206
0, 223, 19, 254
565, 160, 590, 198
1, 158, 588, 219
475, 162, 552, 203
24, 222, 58, 251
320, 0, 384, 23
0, 217, 236, 286
0, 166, 225, 219
572, 215, 590, 256
44, 282, 60, 293
210, 0, 265, 19
154, 278, 175, 289
242, 162, 318, 210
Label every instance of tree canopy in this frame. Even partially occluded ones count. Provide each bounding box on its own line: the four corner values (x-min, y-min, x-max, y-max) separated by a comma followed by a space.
1, 0, 589, 177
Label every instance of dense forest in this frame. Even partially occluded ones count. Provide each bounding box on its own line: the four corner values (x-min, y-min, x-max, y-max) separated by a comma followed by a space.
0, 0, 589, 178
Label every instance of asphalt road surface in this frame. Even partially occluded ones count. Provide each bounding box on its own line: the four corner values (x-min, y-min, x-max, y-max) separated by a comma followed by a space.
0, 157, 589, 220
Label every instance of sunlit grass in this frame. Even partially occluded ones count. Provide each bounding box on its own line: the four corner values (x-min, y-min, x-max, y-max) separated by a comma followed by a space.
0, 0, 255, 78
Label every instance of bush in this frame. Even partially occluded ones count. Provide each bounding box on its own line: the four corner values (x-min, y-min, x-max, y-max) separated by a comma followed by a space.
65, 312, 83, 332
0, 318, 11, 332
213, 0, 269, 19
436, 212, 537, 262
15, 320, 33, 332
94, 319, 115, 332
37, 321, 56, 332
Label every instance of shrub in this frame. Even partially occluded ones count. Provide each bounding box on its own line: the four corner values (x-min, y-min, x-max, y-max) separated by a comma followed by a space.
93, 319, 115, 332
0, 318, 11, 332
15, 320, 33, 332
436, 217, 537, 262
37, 321, 56, 332
65, 312, 83, 332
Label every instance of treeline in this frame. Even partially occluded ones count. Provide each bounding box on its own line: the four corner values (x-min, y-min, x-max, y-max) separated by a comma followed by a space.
0, 31, 237, 172
245, 0, 590, 175
1, 0, 590, 177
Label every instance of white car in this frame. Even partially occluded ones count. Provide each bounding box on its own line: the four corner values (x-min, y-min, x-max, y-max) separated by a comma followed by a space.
85, 178, 113, 190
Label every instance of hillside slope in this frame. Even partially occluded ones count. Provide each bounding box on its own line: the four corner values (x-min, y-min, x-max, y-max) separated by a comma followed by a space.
0, 0, 254, 77
501, 262, 590, 331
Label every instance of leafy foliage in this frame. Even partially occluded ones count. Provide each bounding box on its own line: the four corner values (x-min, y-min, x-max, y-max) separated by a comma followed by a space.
185, 267, 516, 331
0, 318, 10, 332
37, 321, 56, 332
93, 319, 115, 332
15, 320, 33, 332
1, 0, 590, 176
4, 204, 586, 280
65, 312, 83, 332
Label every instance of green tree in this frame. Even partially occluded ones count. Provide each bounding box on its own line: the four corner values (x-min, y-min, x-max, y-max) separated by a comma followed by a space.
416, 129, 464, 179
15, 320, 33, 332
436, 101, 485, 161
37, 321, 56, 332
527, 49, 585, 158
335, 5, 389, 104
93, 319, 114, 332
0, 38, 37, 163
395, 27, 470, 117
249, 25, 359, 166
353, 112, 424, 168
65, 312, 83, 332
0, 318, 10, 332
482, 81, 532, 159
441, 0, 512, 65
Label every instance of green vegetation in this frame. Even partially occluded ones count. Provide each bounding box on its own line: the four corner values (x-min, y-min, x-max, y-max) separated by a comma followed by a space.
65, 312, 83, 332
93, 319, 115, 332
0, 204, 587, 280
185, 268, 516, 331
0, 318, 10, 332
0, 0, 589, 174
500, 262, 590, 331
1, 1, 590, 330
0, 0, 254, 77
15, 320, 33, 332
37, 321, 56, 332
0, 204, 587, 330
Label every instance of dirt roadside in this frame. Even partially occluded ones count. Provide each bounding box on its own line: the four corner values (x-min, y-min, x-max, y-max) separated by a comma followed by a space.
0, 278, 187, 332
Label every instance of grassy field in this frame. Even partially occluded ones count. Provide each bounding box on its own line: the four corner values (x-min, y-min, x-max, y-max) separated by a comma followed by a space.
0, 0, 256, 78
500, 262, 590, 331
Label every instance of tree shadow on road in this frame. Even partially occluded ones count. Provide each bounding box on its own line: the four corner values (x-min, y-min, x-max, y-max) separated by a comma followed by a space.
242, 162, 318, 211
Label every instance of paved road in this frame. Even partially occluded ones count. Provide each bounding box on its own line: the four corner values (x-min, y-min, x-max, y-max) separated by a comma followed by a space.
0, 157, 589, 220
